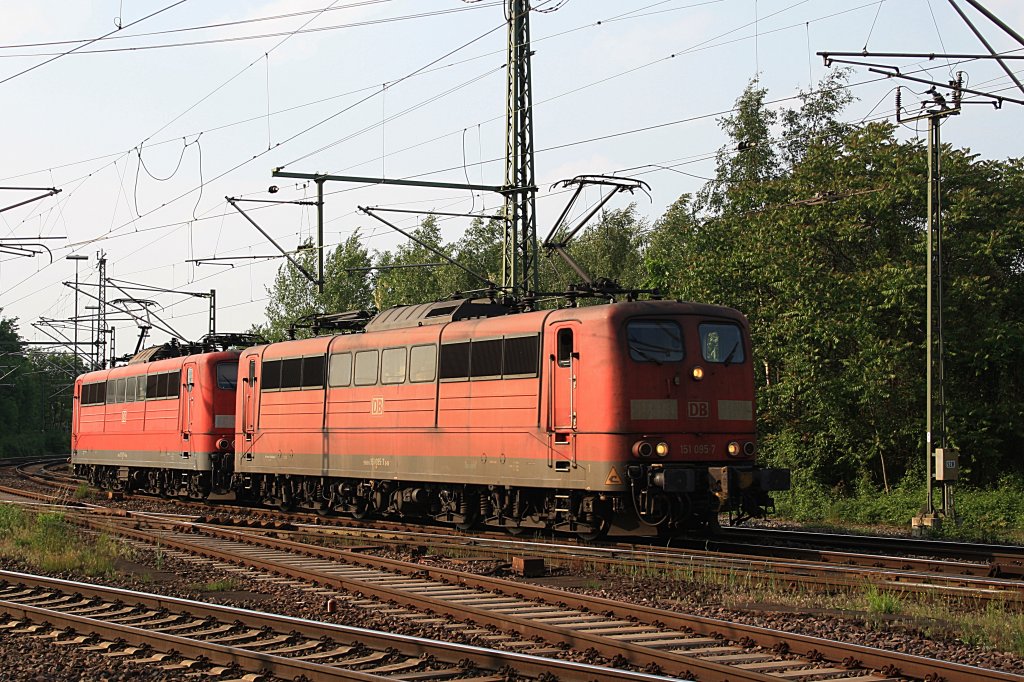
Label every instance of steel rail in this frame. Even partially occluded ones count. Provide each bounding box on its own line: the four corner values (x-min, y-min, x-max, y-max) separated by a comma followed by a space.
0, 569, 668, 682
74, 513, 1024, 682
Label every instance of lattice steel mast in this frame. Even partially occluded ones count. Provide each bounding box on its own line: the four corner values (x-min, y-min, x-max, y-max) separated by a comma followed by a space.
503, 0, 538, 298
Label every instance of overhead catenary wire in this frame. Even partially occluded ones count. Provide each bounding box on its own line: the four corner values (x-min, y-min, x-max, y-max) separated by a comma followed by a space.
0, 0, 1011, 333
0, 0, 190, 86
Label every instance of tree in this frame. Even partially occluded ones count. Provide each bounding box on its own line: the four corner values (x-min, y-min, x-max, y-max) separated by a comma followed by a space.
0, 315, 72, 457
372, 216, 460, 310
645, 72, 1024, 492
255, 234, 372, 341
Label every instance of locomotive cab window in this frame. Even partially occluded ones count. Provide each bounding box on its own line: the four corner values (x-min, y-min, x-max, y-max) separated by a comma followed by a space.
627, 320, 683, 363
217, 362, 238, 389
556, 329, 573, 367
699, 323, 745, 364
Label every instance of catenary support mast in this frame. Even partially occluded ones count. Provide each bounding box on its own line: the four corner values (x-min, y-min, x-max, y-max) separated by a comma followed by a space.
503, 0, 538, 298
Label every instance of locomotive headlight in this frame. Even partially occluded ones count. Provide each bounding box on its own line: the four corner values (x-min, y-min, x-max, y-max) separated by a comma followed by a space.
692, 366, 704, 381
655, 441, 670, 457
743, 441, 756, 457
727, 441, 741, 457
632, 441, 654, 458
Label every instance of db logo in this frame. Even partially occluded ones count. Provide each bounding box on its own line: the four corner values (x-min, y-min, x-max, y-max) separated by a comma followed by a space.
370, 397, 385, 415
687, 401, 709, 418
121, 409, 128, 423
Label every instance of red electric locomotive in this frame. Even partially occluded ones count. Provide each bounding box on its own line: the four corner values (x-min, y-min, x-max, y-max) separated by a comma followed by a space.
233, 298, 788, 535
72, 346, 239, 498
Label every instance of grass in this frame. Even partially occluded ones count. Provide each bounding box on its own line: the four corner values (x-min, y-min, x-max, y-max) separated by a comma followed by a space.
187, 578, 241, 592
73, 483, 93, 501
864, 584, 902, 615
771, 474, 1024, 544
0, 505, 130, 577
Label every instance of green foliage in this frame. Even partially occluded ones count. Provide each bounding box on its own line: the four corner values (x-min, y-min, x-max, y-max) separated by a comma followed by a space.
0, 314, 73, 458
650, 70, 1024, 493
0, 506, 118, 576
863, 585, 902, 615
254, 234, 373, 341
373, 216, 461, 310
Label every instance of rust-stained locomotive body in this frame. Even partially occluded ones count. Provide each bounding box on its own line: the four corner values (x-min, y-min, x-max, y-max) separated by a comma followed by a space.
72, 348, 239, 497
71, 299, 789, 534
234, 299, 788, 533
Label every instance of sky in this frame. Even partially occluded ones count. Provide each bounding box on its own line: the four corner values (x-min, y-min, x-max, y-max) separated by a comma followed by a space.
1, 0, 1022, 359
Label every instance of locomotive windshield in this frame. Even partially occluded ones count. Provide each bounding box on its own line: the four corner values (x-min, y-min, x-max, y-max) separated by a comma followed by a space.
627, 320, 684, 363
217, 362, 238, 389
699, 323, 745, 364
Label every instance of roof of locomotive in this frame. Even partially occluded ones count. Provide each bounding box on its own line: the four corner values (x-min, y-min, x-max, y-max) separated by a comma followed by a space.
75, 349, 241, 386
248, 299, 747, 357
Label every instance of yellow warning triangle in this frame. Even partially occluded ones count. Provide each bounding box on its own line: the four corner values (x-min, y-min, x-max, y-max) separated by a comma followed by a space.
605, 466, 623, 485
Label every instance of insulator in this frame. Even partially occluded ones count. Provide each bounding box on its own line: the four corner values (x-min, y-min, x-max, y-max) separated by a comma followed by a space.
895, 87, 902, 116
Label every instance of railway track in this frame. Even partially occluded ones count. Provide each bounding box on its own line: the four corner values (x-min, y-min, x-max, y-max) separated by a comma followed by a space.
713, 527, 1024, 578
65, 510, 1024, 682
7, 460, 1024, 603
264, 522, 1024, 604
0, 569, 667, 682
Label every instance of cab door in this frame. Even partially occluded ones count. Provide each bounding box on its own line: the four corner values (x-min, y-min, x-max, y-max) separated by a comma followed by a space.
181, 362, 197, 460
548, 323, 579, 469
241, 356, 257, 460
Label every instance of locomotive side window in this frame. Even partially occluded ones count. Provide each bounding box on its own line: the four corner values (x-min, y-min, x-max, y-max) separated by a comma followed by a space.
82, 381, 107, 405
699, 323, 745, 364
439, 342, 470, 381
627, 320, 684, 363
503, 335, 539, 377
280, 357, 303, 390
381, 348, 407, 385
125, 376, 137, 403
146, 374, 158, 399
471, 338, 502, 378
302, 355, 326, 389
217, 362, 238, 389
136, 375, 147, 400
167, 371, 181, 398
556, 329, 574, 367
328, 352, 352, 387
156, 373, 169, 398
116, 378, 127, 403
106, 379, 116, 404
409, 345, 437, 383
354, 350, 379, 386
261, 360, 282, 391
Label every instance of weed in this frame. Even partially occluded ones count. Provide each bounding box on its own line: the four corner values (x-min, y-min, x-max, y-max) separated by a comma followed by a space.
0, 505, 115, 577
864, 585, 903, 615
188, 578, 241, 592
73, 483, 92, 501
